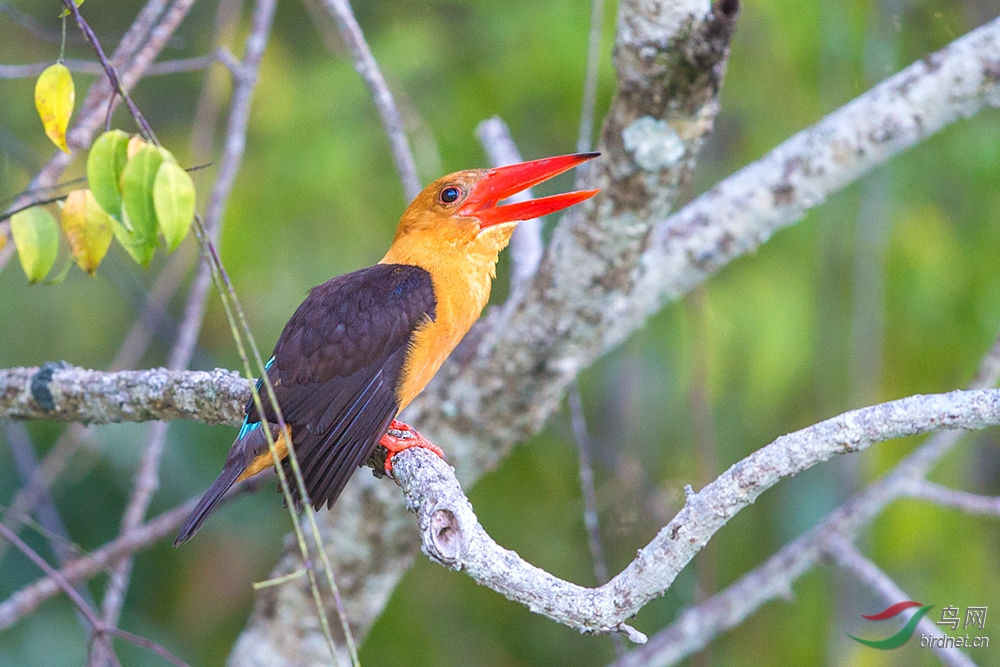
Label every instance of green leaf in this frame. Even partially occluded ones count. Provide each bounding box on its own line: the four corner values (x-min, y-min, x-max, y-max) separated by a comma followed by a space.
86, 129, 130, 221
35, 63, 75, 153
10, 207, 59, 283
61, 189, 113, 275
153, 162, 196, 252
119, 145, 164, 268
110, 218, 155, 267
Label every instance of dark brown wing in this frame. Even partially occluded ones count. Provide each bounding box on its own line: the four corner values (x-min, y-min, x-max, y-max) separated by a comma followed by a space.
252, 263, 435, 508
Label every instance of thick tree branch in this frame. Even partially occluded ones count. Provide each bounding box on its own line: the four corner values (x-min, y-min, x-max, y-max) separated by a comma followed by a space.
0, 365, 247, 425
625, 15, 1000, 331
383, 388, 1000, 637
607, 331, 1000, 667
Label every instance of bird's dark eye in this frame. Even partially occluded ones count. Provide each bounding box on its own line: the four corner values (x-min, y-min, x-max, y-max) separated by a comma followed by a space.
439, 186, 461, 205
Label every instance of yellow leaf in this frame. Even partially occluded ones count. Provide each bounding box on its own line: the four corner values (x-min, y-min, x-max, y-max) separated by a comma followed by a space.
62, 189, 113, 275
87, 130, 130, 221
158, 147, 179, 165
127, 136, 148, 160
35, 63, 75, 154
10, 207, 59, 283
153, 162, 196, 252
0, 232, 6, 253
59, 0, 85, 17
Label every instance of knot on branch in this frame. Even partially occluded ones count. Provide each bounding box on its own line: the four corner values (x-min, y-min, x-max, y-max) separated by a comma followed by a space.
428, 508, 462, 565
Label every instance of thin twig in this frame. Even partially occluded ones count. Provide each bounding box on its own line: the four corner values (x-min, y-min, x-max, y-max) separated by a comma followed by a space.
568, 383, 625, 657
0, 52, 225, 79
576, 0, 605, 154
0, 426, 89, 567
568, 384, 610, 586
2, 422, 98, 636
904, 481, 1000, 516
190, 0, 245, 163
315, 0, 421, 200
0, 475, 278, 631
475, 117, 544, 301
0, 523, 122, 667
0, 516, 192, 667
61, 0, 158, 143
825, 536, 975, 667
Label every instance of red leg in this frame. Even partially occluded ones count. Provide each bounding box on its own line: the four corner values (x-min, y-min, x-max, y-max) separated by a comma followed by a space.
379, 419, 445, 475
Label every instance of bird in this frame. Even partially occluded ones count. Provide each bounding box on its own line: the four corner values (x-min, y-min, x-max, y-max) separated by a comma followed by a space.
174, 152, 599, 544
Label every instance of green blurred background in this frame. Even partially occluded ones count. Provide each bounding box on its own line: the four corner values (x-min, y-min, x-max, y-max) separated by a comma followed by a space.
1, 0, 999, 665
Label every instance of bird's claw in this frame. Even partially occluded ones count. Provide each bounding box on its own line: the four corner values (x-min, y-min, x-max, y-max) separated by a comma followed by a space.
379, 419, 445, 476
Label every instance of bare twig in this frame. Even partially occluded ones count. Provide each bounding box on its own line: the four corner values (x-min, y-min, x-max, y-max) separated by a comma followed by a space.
0, 521, 199, 667
825, 536, 975, 667
62, 0, 158, 142
904, 480, 1000, 516
0, 477, 271, 632
190, 0, 245, 162
110, 248, 195, 371
0, 498, 197, 665
576, 0, 606, 154
0, 521, 122, 666
315, 0, 421, 200
475, 117, 544, 302
1, 422, 97, 637
0, 425, 90, 567
569, 383, 626, 657
0, 52, 226, 79
568, 384, 610, 586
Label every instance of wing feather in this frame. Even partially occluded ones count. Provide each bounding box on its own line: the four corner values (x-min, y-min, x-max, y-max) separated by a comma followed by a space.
247, 263, 434, 508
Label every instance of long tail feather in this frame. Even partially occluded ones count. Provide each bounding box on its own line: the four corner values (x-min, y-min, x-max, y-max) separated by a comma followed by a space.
173, 462, 244, 546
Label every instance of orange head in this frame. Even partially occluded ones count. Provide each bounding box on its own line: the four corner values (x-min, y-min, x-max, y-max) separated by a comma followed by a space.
382, 152, 600, 268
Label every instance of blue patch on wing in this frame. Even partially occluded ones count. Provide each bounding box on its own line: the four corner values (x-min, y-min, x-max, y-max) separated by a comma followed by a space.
238, 418, 262, 440
238, 356, 275, 440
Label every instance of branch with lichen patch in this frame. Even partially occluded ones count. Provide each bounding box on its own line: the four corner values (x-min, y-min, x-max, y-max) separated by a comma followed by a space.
0, 364, 247, 425
387, 388, 1000, 639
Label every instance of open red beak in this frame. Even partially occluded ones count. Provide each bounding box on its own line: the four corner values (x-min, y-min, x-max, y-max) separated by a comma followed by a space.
458, 152, 600, 228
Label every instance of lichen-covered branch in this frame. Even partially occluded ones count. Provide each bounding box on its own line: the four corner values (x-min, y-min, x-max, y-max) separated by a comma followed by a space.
607, 331, 1000, 667
626, 15, 1000, 329
384, 388, 1000, 638
0, 365, 247, 426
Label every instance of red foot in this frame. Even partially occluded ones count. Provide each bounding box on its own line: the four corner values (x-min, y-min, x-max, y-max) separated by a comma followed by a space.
379, 419, 445, 475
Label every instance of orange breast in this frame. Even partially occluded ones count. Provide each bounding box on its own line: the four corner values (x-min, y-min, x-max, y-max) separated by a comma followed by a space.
395, 265, 492, 409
